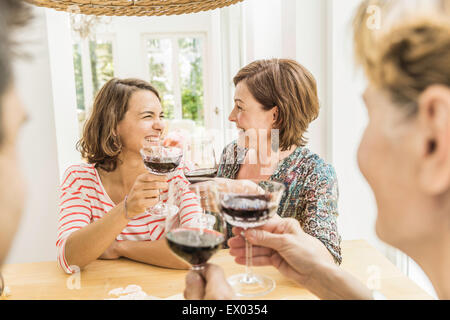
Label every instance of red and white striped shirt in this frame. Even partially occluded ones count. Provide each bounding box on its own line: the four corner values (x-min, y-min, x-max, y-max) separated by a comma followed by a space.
56, 163, 202, 274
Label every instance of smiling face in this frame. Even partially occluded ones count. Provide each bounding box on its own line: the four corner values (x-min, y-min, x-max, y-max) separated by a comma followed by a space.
229, 81, 277, 150
116, 89, 165, 154
0, 85, 27, 265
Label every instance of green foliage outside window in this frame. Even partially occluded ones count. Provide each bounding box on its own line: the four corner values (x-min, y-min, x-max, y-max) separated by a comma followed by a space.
148, 53, 175, 119
72, 39, 114, 111
179, 38, 204, 126
73, 43, 85, 110
90, 40, 114, 95
73, 36, 205, 128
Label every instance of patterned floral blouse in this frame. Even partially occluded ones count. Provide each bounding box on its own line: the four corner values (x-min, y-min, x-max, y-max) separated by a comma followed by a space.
217, 141, 342, 265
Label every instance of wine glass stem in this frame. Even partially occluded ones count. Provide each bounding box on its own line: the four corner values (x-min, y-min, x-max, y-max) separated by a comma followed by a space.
244, 229, 254, 282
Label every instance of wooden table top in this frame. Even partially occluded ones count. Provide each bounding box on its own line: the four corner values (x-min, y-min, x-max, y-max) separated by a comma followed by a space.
0, 240, 433, 300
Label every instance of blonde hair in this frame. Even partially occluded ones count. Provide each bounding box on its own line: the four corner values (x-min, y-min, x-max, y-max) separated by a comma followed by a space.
353, 0, 450, 114
233, 59, 319, 150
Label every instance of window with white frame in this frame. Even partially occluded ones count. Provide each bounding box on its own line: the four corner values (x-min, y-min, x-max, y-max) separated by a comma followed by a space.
67, 8, 242, 152
72, 35, 115, 133
72, 32, 208, 135
144, 34, 206, 127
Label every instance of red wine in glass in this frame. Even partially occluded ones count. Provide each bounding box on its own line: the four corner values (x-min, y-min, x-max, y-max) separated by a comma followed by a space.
166, 228, 225, 266
220, 193, 275, 228
165, 181, 226, 270
140, 145, 183, 217
215, 179, 285, 297
184, 168, 217, 184
143, 157, 182, 175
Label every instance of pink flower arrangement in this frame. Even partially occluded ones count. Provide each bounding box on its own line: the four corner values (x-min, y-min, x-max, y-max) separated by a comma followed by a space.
162, 129, 188, 149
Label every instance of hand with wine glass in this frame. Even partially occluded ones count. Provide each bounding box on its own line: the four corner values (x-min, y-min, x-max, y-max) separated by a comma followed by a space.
140, 138, 183, 218
215, 178, 285, 297
184, 215, 344, 300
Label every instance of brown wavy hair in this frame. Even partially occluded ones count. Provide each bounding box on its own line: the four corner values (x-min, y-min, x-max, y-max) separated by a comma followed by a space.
77, 78, 160, 172
233, 59, 319, 151
353, 0, 450, 116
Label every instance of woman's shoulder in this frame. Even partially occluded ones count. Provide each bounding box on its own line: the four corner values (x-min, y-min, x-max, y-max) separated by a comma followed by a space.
222, 140, 238, 153
284, 147, 337, 180
220, 141, 247, 160
63, 163, 97, 176
61, 163, 99, 188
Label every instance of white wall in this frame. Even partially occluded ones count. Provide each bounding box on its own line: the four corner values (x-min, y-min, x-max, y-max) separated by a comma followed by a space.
294, 0, 330, 162
6, 6, 60, 264
243, 0, 282, 62
45, 9, 80, 180
329, 0, 380, 248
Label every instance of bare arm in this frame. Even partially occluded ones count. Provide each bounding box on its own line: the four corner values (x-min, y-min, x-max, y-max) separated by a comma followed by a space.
305, 262, 373, 300
229, 217, 374, 300
64, 201, 129, 269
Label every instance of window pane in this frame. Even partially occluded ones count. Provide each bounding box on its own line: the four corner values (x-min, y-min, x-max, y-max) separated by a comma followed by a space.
72, 43, 85, 110
89, 39, 114, 96
147, 38, 175, 119
178, 37, 204, 127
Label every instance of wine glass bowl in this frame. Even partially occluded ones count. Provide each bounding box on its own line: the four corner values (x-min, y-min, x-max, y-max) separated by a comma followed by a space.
140, 143, 183, 217
183, 137, 217, 184
216, 179, 285, 228
215, 178, 286, 297
140, 145, 183, 175
165, 181, 226, 271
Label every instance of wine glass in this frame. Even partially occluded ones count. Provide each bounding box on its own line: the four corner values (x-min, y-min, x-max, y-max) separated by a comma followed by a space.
215, 178, 286, 297
183, 137, 217, 184
165, 181, 226, 271
140, 140, 183, 218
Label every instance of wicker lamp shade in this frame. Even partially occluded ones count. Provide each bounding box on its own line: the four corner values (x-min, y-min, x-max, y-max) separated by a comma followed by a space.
25, 0, 244, 16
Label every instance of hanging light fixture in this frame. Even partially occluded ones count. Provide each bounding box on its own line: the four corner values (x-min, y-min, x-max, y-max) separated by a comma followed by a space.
66, 4, 112, 40
25, 0, 244, 17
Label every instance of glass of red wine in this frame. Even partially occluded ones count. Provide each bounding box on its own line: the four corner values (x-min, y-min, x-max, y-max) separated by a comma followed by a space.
215, 178, 285, 297
140, 140, 183, 218
183, 137, 217, 184
165, 181, 226, 271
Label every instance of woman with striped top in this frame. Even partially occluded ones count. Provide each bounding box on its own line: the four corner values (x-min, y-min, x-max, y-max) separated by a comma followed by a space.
57, 78, 201, 274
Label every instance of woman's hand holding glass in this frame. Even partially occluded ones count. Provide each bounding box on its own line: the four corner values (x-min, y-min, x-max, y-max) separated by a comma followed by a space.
228, 215, 335, 287
183, 215, 343, 300
125, 172, 168, 219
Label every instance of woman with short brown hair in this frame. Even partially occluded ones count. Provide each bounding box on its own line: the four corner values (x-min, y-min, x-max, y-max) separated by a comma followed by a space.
218, 58, 342, 265
56, 78, 201, 273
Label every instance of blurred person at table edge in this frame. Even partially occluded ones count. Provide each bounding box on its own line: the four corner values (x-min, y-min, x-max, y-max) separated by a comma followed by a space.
217, 58, 342, 265
184, 0, 450, 300
0, 0, 31, 296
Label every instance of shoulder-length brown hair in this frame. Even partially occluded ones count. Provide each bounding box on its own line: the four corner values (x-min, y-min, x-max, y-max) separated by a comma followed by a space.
233, 59, 319, 151
77, 78, 160, 172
